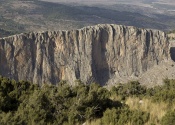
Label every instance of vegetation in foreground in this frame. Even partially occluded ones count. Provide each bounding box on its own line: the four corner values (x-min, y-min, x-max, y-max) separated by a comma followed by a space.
0, 76, 175, 125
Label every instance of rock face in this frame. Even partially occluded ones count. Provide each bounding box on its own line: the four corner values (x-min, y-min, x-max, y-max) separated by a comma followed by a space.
0, 24, 171, 85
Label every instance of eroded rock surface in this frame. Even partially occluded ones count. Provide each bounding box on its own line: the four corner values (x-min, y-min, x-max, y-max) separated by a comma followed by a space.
0, 24, 171, 85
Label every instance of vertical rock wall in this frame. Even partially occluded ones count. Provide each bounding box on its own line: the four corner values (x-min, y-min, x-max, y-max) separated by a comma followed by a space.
0, 24, 169, 85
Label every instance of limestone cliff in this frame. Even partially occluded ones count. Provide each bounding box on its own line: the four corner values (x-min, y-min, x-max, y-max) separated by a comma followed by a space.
0, 24, 170, 85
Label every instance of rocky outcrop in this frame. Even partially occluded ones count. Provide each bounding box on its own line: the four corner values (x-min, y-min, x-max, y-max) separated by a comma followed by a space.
0, 24, 170, 85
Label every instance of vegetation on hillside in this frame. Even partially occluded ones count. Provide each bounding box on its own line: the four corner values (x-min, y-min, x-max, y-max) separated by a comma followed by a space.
1, 0, 175, 37
0, 16, 25, 36
0, 76, 175, 125
0, 29, 20, 38
168, 30, 175, 34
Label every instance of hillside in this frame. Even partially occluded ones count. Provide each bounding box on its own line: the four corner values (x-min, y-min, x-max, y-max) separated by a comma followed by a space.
1, 0, 175, 37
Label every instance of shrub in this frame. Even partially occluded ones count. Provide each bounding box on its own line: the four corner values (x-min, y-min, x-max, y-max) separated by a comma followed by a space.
102, 106, 149, 125
149, 79, 175, 103
111, 81, 146, 99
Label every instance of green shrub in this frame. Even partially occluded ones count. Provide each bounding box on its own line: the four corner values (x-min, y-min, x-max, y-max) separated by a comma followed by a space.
111, 81, 146, 99
148, 79, 175, 103
102, 106, 149, 125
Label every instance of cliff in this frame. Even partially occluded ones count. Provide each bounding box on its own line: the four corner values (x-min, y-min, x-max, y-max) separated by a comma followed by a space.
0, 24, 171, 85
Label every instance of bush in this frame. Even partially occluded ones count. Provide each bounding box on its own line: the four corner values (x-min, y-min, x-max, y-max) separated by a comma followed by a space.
148, 79, 175, 103
111, 81, 146, 99
102, 106, 149, 125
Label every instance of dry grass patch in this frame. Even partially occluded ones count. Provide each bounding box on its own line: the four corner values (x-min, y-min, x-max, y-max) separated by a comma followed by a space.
85, 119, 102, 125
125, 97, 168, 125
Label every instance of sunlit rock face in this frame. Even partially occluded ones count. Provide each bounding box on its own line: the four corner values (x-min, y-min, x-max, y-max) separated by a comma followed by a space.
0, 24, 170, 85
